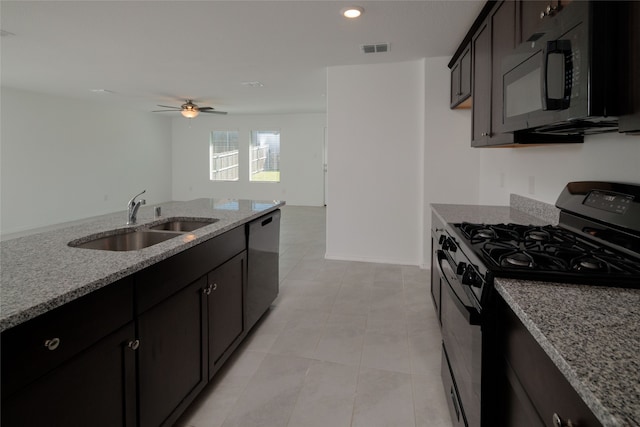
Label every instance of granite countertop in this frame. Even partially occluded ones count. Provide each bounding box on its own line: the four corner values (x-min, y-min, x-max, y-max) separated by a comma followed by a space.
0, 198, 284, 332
432, 202, 640, 427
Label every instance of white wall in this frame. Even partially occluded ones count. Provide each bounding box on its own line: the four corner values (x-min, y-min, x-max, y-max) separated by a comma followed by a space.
171, 113, 326, 206
326, 60, 424, 265
423, 56, 481, 267
0, 87, 173, 236
477, 134, 640, 205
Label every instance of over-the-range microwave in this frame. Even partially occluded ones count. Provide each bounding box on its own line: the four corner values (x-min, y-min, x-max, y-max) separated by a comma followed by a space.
501, 1, 632, 136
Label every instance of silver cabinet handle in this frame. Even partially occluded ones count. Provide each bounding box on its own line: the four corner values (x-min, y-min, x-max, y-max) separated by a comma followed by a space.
44, 338, 61, 351
128, 339, 140, 351
481, 132, 489, 137
203, 284, 214, 295
212, 283, 217, 291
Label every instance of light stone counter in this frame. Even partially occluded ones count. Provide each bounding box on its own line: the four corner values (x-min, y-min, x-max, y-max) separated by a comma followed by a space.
431, 201, 640, 427
0, 199, 284, 332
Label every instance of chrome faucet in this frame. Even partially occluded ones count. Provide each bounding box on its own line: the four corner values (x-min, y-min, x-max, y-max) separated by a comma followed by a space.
127, 190, 146, 225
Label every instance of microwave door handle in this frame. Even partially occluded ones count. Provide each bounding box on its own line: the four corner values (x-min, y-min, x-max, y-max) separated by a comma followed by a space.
543, 39, 572, 110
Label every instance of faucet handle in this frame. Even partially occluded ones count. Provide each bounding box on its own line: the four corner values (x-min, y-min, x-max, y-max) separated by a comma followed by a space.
128, 189, 146, 207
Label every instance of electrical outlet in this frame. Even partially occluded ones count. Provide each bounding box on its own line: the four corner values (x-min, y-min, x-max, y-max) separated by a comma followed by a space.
528, 176, 536, 195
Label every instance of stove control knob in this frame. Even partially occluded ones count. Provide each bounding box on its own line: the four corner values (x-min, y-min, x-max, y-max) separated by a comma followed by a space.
438, 235, 447, 245
456, 262, 467, 275
462, 268, 482, 288
443, 238, 457, 252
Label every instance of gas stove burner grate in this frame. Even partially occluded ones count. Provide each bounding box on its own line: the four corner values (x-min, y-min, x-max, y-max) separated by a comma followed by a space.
453, 221, 640, 285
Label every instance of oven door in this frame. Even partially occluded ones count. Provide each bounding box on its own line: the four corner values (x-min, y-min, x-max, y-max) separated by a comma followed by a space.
436, 250, 482, 427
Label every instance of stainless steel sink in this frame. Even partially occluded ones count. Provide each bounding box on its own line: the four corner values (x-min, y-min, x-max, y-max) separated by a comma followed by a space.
148, 218, 219, 232
69, 230, 181, 251
69, 217, 219, 251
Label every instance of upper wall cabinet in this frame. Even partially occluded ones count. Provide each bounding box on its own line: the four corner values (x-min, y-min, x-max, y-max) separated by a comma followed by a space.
459, 0, 582, 147
620, 0, 640, 134
450, 44, 472, 109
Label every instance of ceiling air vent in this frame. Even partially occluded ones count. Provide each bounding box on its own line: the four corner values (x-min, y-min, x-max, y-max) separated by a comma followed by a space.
361, 43, 389, 54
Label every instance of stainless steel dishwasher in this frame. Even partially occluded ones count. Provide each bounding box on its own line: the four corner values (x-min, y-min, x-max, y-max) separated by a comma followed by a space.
246, 209, 281, 331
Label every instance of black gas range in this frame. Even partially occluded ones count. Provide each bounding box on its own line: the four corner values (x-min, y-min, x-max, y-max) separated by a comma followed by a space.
440, 181, 640, 314
434, 182, 640, 427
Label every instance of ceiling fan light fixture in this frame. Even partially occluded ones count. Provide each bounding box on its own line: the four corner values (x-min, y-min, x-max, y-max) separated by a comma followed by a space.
341, 6, 364, 19
181, 109, 199, 118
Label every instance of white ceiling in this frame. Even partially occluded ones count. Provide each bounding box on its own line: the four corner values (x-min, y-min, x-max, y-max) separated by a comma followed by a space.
1, 0, 484, 115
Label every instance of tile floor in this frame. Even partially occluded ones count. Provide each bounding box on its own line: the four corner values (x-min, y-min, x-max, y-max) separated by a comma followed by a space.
176, 205, 453, 427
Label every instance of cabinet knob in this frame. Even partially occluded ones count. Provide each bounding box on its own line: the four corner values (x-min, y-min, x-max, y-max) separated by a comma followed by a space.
481, 132, 489, 137
44, 337, 61, 351
127, 339, 140, 351
541, 4, 558, 19
203, 284, 216, 295
552, 413, 574, 427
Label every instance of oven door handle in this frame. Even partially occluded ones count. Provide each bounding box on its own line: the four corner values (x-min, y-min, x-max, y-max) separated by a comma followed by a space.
436, 250, 481, 325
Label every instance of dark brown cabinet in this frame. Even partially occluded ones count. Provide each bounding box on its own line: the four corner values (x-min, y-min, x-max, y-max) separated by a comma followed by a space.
208, 251, 246, 378
620, 0, 640, 134
1, 211, 280, 427
450, 44, 472, 109
137, 276, 208, 427
494, 295, 602, 427
135, 225, 247, 426
471, 19, 491, 146
1, 278, 136, 427
470, 0, 581, 147
472, 0, 520, 147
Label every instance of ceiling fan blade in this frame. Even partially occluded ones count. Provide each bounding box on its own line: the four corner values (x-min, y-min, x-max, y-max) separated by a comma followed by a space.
156, 104, 180, 109
198, 107, 214, 111
152, 109, 180, 112
201, 110, 228, 115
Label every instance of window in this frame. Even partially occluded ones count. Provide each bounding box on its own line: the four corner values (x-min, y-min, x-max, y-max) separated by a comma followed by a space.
250, 130, 280, 182
210, 131, 239, 181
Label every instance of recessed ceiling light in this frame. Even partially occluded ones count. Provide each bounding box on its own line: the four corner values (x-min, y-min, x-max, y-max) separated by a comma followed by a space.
90, 89, 115, 94
241, 81, 264, 87
341, 6, 364, 19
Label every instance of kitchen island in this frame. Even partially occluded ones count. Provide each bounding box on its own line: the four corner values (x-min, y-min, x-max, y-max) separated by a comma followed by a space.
431, 202, 640, 427
0, 198, 283, 331
1, 198, 283, 427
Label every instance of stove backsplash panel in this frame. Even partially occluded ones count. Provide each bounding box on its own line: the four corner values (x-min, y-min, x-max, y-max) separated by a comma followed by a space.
510, 194, 560, 225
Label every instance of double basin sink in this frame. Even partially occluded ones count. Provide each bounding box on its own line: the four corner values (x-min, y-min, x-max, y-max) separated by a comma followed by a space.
68, 218, 219, 251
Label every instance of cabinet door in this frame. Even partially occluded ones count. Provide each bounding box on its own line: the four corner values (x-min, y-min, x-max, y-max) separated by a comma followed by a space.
490, 0, 517, 139
471, 20, 491, 146
450, 45, 472, 109
137, 276, 208, 427
450, 61, 461, 107
459, 47, 472, 104
208, 251, 246, 377
1, 322, 137, 427
495, 296, 602, 427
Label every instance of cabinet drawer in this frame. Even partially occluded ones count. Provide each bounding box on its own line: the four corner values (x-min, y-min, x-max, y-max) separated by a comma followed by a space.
136, 226, 246, 313
1, 277, 134, 397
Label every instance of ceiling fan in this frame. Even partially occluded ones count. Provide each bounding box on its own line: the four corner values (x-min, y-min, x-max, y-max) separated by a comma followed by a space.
152, 100, 227, 118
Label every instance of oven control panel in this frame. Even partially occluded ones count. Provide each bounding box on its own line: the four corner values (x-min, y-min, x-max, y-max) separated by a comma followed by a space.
583, 190, 634, 214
